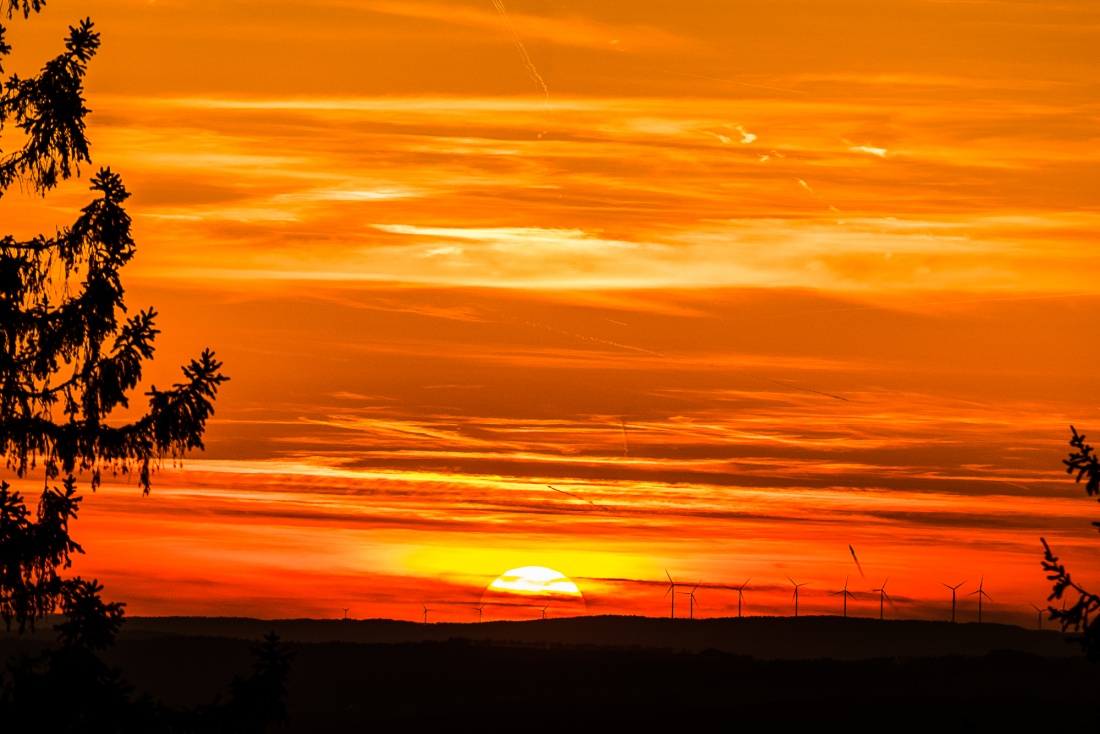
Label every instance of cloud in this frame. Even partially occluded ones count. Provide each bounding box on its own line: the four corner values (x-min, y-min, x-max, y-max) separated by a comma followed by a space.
850, 145, 888, 157
354, 0, 681, 52
48, 92, 1100, 292
274, 187, 420, 203
419, 245, 465, 258
734, 125, 757, 144
373, 225, 639, 255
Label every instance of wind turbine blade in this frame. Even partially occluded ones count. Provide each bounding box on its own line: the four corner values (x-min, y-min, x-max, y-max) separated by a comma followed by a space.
666, 569, 674, 584
849, 545, 866, 578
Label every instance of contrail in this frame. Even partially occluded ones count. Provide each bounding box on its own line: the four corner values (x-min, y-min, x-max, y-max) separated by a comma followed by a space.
516, 317, 848, 401
491, 0, 549, 102
849, 545, 866, 578
547, 484, 611, 512
729, 369, 848, 402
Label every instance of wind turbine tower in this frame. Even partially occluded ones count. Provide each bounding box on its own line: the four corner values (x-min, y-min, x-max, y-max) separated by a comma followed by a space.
831, 575, 856, 618
734, 579, 750, 618
664, 570, 679, 619
872, 579, 891, 621
941, 580, 966, 623
967, 577, 991, 624
1030, 603, 1044, 630
679, 582, 701, 620
421, 603, 437, 624
787, 575, 810, 618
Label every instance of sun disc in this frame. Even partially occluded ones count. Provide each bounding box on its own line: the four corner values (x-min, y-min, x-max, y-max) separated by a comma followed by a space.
481, 566, 586, 619
488, 566, 582, 596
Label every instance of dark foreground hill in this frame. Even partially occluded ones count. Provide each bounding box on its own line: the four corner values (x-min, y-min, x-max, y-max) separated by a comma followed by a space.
4, 616, 1098, 731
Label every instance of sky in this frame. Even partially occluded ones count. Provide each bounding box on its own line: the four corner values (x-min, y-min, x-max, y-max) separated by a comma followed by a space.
4, 0, 1100, 624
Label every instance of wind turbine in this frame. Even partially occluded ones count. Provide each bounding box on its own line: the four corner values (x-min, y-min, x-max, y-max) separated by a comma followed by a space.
1030, 603, 1044, 631
679, 582, 701, 620
664, 570, 679, 619
341, 607, 350, 621
967, 577, 991, 624
540, 605, 549, 620
872, 578, 891, 621
421, 603, 437, 624
787, 575, 810, 618
475, 604, 486, 623
941, 580, 967, 623
733, 578, 750, 618
831, 575, 856, 618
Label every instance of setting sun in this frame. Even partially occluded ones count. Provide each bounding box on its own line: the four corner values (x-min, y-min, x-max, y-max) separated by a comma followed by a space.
482, 566, 586, 619
487, 566, 583, 597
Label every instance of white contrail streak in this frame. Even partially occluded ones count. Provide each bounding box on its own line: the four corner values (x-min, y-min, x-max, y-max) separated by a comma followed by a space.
491, 0, 549, 101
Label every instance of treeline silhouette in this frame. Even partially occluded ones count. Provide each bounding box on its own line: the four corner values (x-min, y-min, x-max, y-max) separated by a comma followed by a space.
2, 623, 292, 732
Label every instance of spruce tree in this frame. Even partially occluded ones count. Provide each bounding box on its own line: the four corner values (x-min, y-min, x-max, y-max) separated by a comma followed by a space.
0, 7, 297, 730
0, 0, 226, 635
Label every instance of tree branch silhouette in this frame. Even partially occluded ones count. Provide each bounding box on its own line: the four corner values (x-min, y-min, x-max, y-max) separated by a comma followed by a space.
1041, 425, 1100, 659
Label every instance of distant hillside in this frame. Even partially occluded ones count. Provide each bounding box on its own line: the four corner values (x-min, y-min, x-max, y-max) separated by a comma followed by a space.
116, 614, 1078, 661
3, 616, 1096, 730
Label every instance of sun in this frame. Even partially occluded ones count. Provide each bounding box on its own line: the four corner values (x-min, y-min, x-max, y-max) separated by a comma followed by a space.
481, 566, 586, 620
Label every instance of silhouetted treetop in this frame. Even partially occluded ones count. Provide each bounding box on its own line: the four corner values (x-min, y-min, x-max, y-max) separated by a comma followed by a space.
0, 33, 228, 490
1, 7, 290, 730
3, 1, 45, 21
0, 15, 97, 193
0, 1, 225, 638
1064, 425, 1100, 501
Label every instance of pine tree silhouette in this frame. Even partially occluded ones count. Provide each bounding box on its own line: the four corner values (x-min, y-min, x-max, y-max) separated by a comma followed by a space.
0, 3, 290, 729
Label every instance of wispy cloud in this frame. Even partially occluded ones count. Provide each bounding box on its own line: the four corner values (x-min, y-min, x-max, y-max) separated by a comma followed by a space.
849, 144, 888, 157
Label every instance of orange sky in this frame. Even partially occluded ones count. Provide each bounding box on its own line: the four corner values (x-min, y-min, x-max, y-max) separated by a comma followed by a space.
4, 0, 1100, 625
